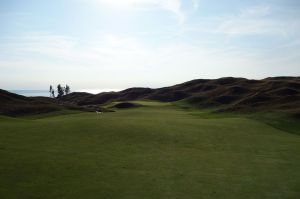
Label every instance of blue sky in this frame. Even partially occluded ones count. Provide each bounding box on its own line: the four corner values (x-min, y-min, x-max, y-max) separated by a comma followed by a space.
0, 0, 300, 90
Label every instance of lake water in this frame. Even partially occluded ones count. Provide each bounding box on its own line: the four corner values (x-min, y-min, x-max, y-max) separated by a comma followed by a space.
9, 89, 121, 97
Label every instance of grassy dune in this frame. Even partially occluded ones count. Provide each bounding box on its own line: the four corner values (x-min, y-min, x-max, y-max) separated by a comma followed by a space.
0, 101, 299, 199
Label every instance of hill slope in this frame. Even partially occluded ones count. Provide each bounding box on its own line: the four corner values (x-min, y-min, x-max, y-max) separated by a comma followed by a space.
0, 89, 85, 116
61, 77, 300, 115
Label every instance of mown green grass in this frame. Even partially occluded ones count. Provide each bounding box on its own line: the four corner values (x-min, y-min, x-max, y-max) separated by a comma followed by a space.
0, 101, 299, 199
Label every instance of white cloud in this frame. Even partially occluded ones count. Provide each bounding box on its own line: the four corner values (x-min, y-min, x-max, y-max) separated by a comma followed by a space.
192, 0, 199, 10
91, 0, 186, 24
240, 5, 271, 17
159, 0, 185, 24
214, 5, 292, 37
1, 32, 77, 60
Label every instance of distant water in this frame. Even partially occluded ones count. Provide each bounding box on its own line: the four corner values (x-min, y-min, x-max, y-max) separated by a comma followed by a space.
9, 89, 121, 97
9, 90, 50, 97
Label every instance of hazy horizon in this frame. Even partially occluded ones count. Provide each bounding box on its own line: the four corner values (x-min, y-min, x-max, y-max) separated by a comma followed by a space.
3, 75, 298, 91
1, 0, 300, 90
8, 88, 122, 97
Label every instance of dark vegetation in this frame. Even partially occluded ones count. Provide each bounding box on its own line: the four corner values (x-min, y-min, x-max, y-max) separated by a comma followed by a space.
113, 102, 140, 109
1, 77, 299, 117
49, 84, 71, 98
